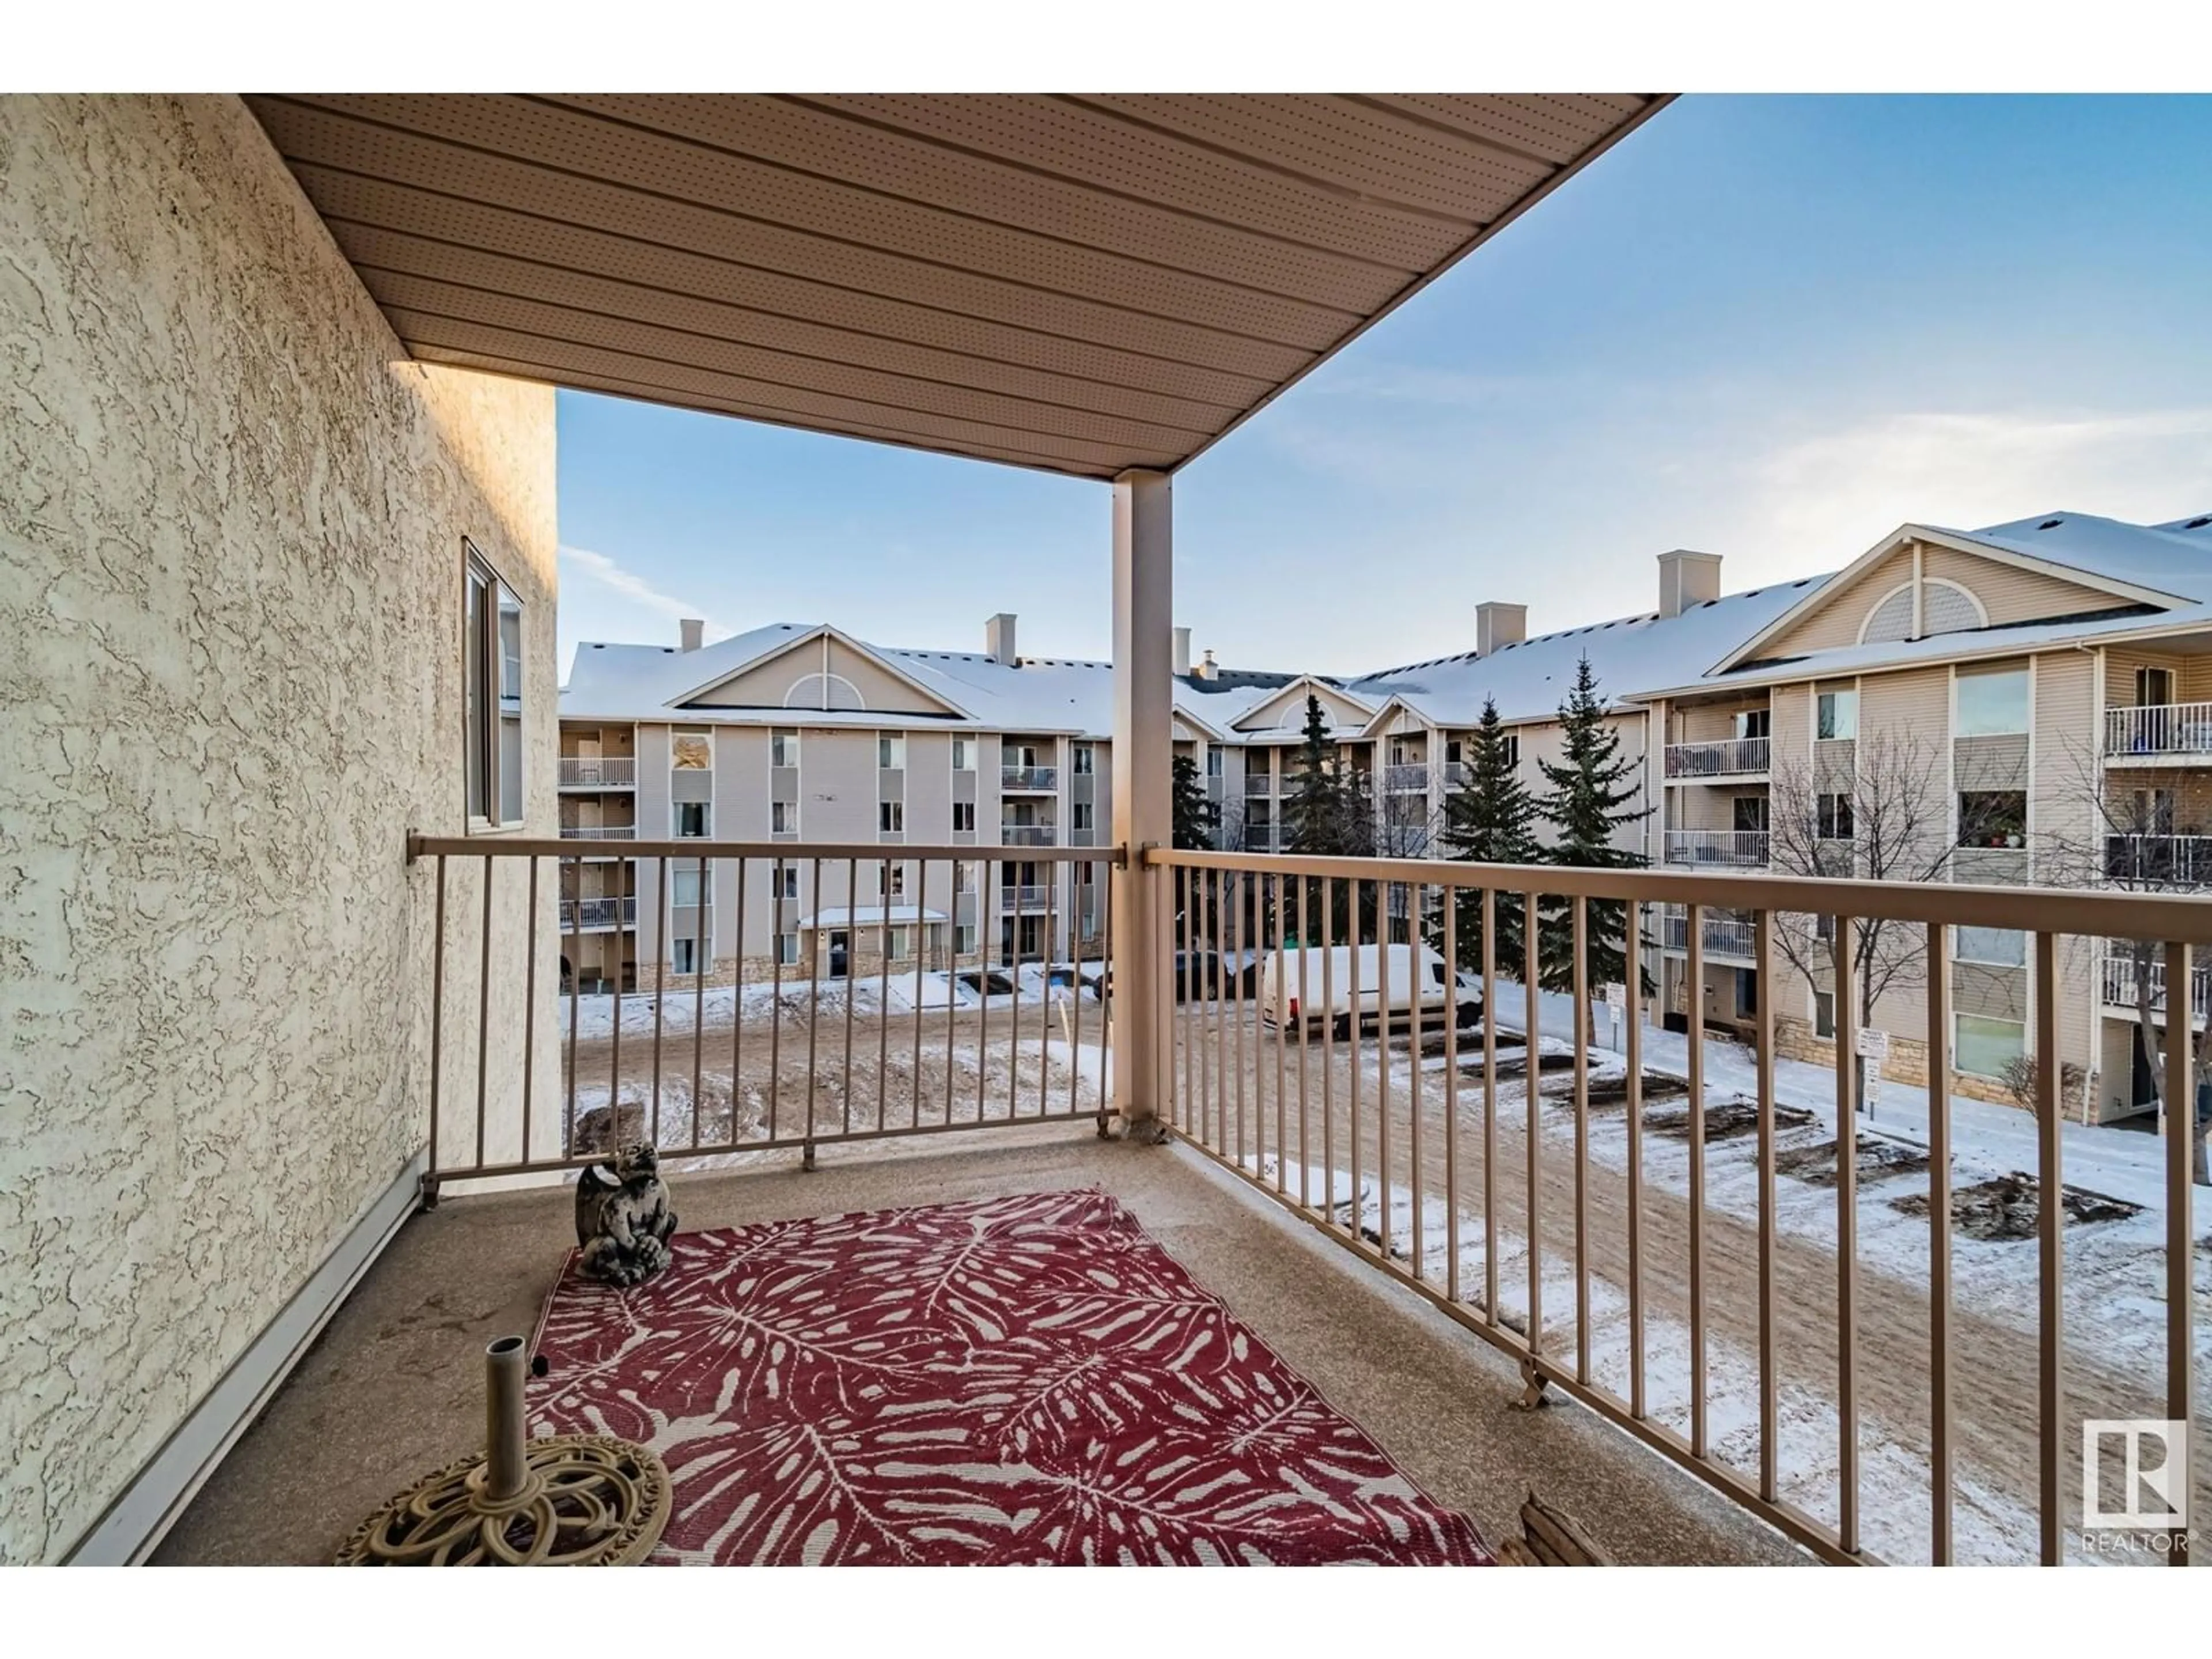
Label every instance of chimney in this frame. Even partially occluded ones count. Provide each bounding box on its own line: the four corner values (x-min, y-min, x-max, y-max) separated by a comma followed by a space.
1196, 649, 1218, 682
1657, 550, 1723, 619
679, 618, 704, 653
1172, 626, 1192, 679
986, 612, 1018, 665
1476, 601, 1527, 656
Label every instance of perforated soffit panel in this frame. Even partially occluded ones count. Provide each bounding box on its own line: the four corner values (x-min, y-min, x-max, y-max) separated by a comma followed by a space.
250, 93, 1668, 480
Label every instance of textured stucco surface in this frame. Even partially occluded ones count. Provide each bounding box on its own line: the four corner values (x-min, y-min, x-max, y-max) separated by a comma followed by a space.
0, 95, 558, 1562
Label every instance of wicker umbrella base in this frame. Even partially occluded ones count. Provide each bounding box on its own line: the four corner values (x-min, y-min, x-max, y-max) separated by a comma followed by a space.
336, 1432, 671, 1566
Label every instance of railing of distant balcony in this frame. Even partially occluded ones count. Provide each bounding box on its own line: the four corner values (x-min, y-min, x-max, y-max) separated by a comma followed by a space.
1664, 829, 1769, 868
1660, 906, 1757, 960
1382, 763, 1430, 793
408, 836, 1123, 1200
1001, 824, 1057, 846
2098, 943, 2212, 1025
559, 824, 637, 840
1001, 883, 1053, 910
2104, 833, 2212, 887
562, 896, 639, 930
1143, 844, 2206, 1568
558, 756, 637, 788
1664, 737, 1771, 778
1001, 765, 1058, 790
2105, 702, 2212, 759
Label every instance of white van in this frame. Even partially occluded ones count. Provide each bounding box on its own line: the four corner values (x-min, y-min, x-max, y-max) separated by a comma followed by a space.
1258, 942, 1479, 1039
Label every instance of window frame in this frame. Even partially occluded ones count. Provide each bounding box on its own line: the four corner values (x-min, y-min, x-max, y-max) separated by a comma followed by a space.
463, 540, 527, 832
879, 800, 905, 833
771, 728, 800, 768
1816, 688, 1859, 742
952, 801, 977, 834
675, 800, 711, 839
1954, 1011, 2027, 1080
1955, 664, 2030, 738
878, 732, 906, 770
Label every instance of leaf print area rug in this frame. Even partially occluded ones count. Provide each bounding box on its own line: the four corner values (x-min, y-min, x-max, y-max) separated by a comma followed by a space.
529, 1188, 1491, 1566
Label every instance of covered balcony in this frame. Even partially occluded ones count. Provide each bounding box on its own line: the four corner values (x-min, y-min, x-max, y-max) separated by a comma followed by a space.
1664, 828, 1770, 868
1664, 736, 1771, 780
2105, 702, 2212, 764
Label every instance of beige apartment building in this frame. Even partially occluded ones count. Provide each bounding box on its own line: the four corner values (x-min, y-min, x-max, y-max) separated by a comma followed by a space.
572, 509, 2212, 1119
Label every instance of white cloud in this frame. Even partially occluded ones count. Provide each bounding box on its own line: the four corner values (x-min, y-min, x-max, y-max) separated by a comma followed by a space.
559, 544, 728, 635
1737, 407, 2212, 560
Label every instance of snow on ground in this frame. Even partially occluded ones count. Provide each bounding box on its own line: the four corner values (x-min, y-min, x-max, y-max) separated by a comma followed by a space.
557, 965, 1097, 1043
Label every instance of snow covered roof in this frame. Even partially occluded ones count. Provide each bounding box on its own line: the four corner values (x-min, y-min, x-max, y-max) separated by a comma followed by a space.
562, 508, 2212, 737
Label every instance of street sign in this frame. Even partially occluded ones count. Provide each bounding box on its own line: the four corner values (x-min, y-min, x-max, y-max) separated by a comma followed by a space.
1855, 1027, 1889, 1063
1603, 983, 1627, 1013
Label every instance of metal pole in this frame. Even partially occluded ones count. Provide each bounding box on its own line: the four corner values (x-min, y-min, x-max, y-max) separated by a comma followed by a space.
1109, 468, 1172, 1131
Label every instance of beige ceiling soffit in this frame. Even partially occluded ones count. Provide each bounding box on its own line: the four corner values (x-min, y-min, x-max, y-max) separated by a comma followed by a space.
250, 93, 1670, 479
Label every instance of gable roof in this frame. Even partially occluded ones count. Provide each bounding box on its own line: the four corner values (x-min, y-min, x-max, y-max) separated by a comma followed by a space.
671, 622, 976, 718
1713, 513, 2200, 675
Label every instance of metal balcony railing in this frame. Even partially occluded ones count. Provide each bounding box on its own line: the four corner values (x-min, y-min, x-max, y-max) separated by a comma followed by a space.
2098, 945, 2212, 1022
558, 823, 637, 840
557, 756, 637, 788
1658, 906, 1758, 959
1664, 829, 1768, 868
1440, 760, 1468, 790
2104, 701, 2212, 759
408, 829, 2209, 1570
1001, 824, 1057, 846
1383, 763, 1430, 793
562, 896, 638, 930
1664, 736, 1771, 778
2104, 833, 2212, 887
1244, 771, 1273, 797
1001, 884, 1054, 910
1001, 765, 1058, 791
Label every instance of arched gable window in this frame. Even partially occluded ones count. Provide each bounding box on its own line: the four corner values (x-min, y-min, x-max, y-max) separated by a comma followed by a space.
783, 672, 865, 711
1858, 578, 1988, 645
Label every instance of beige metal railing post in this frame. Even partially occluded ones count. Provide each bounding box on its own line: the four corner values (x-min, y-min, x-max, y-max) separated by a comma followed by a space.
1110, 469, 1171, 1133
2161, 940, 2195, 1567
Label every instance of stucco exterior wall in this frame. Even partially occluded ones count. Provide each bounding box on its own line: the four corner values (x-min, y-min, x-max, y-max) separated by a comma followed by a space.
0, 96, 558, 1562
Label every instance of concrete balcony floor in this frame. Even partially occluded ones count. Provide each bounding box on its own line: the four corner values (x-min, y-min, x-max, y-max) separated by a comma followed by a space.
157, 1128, 1804, 1566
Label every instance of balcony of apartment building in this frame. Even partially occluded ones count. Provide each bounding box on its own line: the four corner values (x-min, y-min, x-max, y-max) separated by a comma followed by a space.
1382, 734, 1430, 796
1663, 828, 1769, 868
558, 725, 638, 790
1001, 740, 1059, 793
2104, 690, 2212, 770
999, 804, 1058, 846
1663, 699, 1773, 783
2097, 941, 2212, 1028
558, 800, 637, 843
31, 95, 2211, 1578
1657, 904, 1758, 963
2104, 831, 2212, 887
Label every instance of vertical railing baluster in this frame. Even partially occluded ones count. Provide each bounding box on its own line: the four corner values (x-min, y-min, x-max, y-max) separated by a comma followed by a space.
1069, 859, 1084, 1121
565, 855, 581, 1157
1323, 878, 1336, 1231
2035, 929, 2061, 1566
911, 862, 925, 1132
692, 853, 707, 1150
1008, 860, 1023, 1124
1231, 869, 1245, 1168
1350, 880, 1365, 1254
1445, 881, 1460, 1303
1274, 874, 1289, 1195
609, 858, 624, 1149
843, 855, 859, 1137
1411, 882, 1427, 1277
1688, 900, 1707, 1457
879, 858, 892, 1133
476, 853, 494, 1173
770, 857, 784, 1143
2161, 939, 2195, 1569
1524, 889, 1541, 1358
1756, 907, 1779, 1497
729, 856, 746, 1149
1483, 886, 1498, 1328
946, 859, 960, 1127
806, 855, 822, 1147
1834, 915, 1860, 1554
1927, 919, 1953, 1562
1378, 884, 1392, 1264
1179, 869, 1194, 1136
649, 853, 668, 1150
522, 854, 538, 1168
978, 856, 991, 1125
1627, 896, 1645, 1419
428, 854, 448, 1179
1572, 892, 1590, 1385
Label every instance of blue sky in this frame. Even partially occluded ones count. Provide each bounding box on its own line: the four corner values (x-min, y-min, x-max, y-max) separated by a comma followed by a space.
556, 94, 2212, 683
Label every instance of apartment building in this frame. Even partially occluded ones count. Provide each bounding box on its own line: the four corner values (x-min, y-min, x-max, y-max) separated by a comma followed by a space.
570, 507, 2212, 1119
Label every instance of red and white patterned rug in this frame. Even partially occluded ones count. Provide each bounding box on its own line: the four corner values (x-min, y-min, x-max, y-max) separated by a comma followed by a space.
530, 1188, 1490, 1566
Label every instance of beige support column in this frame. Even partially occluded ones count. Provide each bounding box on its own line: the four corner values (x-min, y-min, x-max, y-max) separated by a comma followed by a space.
1111, 469, 1172, 1130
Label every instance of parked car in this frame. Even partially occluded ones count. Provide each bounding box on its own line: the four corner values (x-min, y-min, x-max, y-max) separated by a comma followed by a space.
1258, 942, 1478, 1039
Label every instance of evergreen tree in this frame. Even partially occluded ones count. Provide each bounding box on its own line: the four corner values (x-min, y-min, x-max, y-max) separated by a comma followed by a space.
1170, 752, 1218, 851
1283, 693, 1340, 855
1437, 696, 1540, 975
1535, 656, 1652, 1010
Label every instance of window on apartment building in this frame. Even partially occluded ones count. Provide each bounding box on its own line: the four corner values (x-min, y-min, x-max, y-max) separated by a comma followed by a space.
773, 867, 799, 900
670, 937, 699, 976
1817, 689, 1858, 741
955, 923, 977, 956
771, 800, 796, 834
1734, 709, 1772, 741
1955, 1012, 2026, 1080
1816, 792, 1855, 840
1958, 790, 2028, 848
772, 728, 799, 767
1205, 747, 1222, 778
1445, 738, 1464, 765
670, 868, 707, 908
776, 932, 799, 966
1956, 665, 2029, 737
1073, 803, 1094, 832
1073, 744, 1095, 775
888, 926, 911, 961
1501, 734, 1520, 769
676, 801, 710, 838
953, 802, 976, 833
671, 729, 711, 771
1955, 927, 2027, 969
885, 862, 908, 900
2135, 666, 2174, 708
464, 543, 526, 829
955, 860, 977, 893
1733, 796, 1769, 833
880, 801, 905, 833
879, 733, 906, 769
1813, 990, 1835, 1039
952, 737, 975, 771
